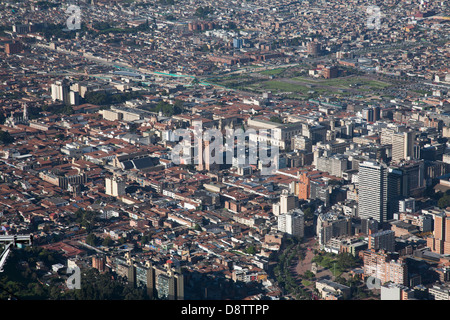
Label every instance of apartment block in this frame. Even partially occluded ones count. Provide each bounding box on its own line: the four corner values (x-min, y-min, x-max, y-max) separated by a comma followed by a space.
363, 250, 408, 286
277, 208, 304, 238
368, 229, 396, 253
427, 210, 450, 255
429, 284, 450, 300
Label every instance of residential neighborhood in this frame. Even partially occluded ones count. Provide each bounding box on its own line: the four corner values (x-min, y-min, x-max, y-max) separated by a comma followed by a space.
0, 0, 449, 303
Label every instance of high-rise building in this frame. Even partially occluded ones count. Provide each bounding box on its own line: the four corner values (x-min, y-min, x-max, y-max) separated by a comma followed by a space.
273, 190, 297, 216
5, 41, 23, 55
387, 167, 403, 217
362, 106, 381, 123
399, 198, 416, 213
399, 160, 425, 197
368, 229, 395, 252
322, 66, 338, 79
128, 261, 185, 300
388, 161, 425, 214
316, 212, 352, 246
92, 255, 106, 273
362, 107, 374, 123
196, 139, 221, 172
105, 177, 126, 197
392, 131, 414, 163
307, 41, 320, 57
280, 190, 296, 214
358, 161, 388, 223
291, 135, 312, 152
69, 90, 80, 106
297, 171, 311, 200
51, 80, 70, 105
12, 24, 29, 34
373, 106, 381, 122
361, 217, 379, 235
277, 209, 304, 238
427, 210, 450, 255
310, 179, 331, 207
233, 38, 243, 49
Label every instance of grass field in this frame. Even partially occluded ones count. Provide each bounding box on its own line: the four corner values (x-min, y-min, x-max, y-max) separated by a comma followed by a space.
255, 80, 311, 93
259, 68, 287, 76
207, 71, 392, 99
291, 76, 391, 90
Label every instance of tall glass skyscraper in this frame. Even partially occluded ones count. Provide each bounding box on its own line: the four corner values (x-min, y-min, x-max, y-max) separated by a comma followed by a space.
358, 161, 388, 223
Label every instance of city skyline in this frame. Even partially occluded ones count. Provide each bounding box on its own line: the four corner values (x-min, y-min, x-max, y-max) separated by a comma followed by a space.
0, 0, 449, 306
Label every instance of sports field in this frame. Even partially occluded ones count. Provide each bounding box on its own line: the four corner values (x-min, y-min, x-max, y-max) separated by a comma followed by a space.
206, 68, 392, 99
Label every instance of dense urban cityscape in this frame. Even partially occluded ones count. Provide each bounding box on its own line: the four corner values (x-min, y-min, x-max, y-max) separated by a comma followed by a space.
0, 0, 449, 305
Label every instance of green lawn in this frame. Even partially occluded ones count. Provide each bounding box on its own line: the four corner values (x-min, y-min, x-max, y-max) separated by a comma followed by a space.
302, 279, 313, 287
259, 68, 287, 76
292, 76, 391, 90
290, 76, 318, 84
254, 80, 320, 94
206, 71, 392, 99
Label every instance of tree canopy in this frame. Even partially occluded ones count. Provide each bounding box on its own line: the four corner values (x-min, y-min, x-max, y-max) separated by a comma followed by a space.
194, 6, 213, 18
0, 130, 14, 144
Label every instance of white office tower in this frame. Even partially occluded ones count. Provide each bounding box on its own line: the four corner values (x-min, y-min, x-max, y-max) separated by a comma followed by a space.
273, 190, 297, 216
392, 131, 414, 163
278, 209, 304, 238
105, 177, 126, 197
69, 91, 80, 105
51, 80, 70, 104
358, 161, 388, 223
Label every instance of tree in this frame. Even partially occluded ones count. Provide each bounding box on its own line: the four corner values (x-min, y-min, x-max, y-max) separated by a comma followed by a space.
336, 252, 360, 270
303, 270, 315, 279
84, 91, 109, 105
303, 207, 314, 221
194, 6, 212, 18
165, 14, 176, 21
102, 236, 114, 247
86, 233, 98, 246
153, 101, 184, 117
128, 122, 139, 133
245, 245, 257, 255
64, 268, 150, 300
0, 130, 14, 144
55, 133, 66, 141
140, 235, 149, 245
269, 116, 283, 123
438, 194, 450, 209
173, 99, 185, 113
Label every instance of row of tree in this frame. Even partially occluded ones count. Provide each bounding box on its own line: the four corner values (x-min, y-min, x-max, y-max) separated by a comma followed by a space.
0, 245, 150, 300
83, 90, 143, 106
143, 100, 184, 117
272, 239, 310, 300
